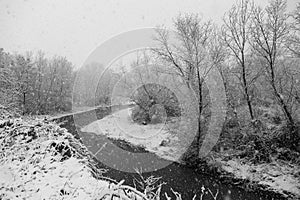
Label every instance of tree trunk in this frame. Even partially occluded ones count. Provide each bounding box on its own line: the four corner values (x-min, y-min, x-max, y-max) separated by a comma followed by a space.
241, 54, 254, 120
244, 81, 254, 120
269, 59, 294, 125
272, 83, 294, 125
196, 69, 203, 155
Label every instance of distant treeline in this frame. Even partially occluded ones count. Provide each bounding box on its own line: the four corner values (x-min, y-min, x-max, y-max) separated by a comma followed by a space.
0, 49, 118, 115
0, 49, 74, 115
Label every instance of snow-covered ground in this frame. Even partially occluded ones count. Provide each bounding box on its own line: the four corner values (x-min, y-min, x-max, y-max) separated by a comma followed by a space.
82, 107, 300, 199
0, 117, 150, 200
82, 108, 194, 161
218, 157, 300, 199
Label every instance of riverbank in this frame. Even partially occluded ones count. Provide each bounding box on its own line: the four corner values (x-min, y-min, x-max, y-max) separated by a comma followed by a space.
0, 108, 154, 200
189, 150, 300, 200
82, 107, 300, 199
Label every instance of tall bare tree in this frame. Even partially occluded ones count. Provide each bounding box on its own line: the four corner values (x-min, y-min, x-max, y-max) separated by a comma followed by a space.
250, 0, 294, 125
154, 14, 217, 153
222, 0, 255, 120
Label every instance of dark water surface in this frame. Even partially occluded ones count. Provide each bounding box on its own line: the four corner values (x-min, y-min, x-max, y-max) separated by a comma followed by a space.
54, 106, 285, 200
79, 130, 285, 200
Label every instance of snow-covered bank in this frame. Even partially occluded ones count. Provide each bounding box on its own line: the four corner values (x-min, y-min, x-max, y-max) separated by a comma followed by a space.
0, 114, 151, 200
82, 107, 300, 199
216, 157, 300, 199
82, 108, 189, 161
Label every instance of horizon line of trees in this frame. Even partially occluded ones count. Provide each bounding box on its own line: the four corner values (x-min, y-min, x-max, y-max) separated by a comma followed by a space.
0, 49, 119, 115
0, 49, 74, 115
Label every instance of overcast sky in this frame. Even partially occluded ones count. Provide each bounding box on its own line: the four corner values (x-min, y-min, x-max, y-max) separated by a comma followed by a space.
0, 0, 298, 68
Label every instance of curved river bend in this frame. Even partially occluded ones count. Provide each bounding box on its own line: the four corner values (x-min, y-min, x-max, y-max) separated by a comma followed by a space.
53, 106, 285, 200
79, 130, 284, 200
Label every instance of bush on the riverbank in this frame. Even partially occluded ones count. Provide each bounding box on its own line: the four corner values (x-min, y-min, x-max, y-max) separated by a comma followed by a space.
206, 105, 299, 164
130, 83, 181, 125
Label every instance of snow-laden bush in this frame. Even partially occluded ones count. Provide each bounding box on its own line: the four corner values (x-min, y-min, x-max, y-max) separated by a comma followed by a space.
130, 83, 181, 124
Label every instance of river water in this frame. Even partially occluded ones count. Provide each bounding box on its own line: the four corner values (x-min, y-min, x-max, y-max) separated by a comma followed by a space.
77, 130, 284, 200
55, 105, 285, 200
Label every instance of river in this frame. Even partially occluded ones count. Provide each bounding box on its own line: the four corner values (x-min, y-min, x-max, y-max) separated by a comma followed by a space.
77, 130, 285, 200
53, 105, 285, 200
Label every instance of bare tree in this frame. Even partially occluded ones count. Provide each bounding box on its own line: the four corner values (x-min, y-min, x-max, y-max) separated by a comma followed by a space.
154, 14, 216, 153
250, 0, 294, 125
222, 0, 255, 120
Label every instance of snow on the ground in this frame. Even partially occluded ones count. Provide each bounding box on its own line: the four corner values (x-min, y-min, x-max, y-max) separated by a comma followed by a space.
82, 107, 300, 199
0, 156, 110, 200
82, 108, 191, 161
218, 158, 300, 199
0, 118, 147, 200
